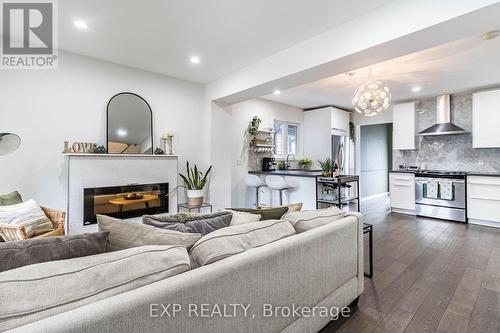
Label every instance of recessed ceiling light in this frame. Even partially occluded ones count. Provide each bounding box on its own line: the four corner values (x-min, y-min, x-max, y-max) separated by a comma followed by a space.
411, 86, 422, 92
74, 20, 88, 30
273, 90, 281, 95
189, 56, 200, 64
482, 30, 499, 40
116, 128, 127, 138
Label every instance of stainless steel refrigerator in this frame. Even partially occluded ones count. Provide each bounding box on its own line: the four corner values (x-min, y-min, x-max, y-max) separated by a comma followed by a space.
332, 135, 349, 175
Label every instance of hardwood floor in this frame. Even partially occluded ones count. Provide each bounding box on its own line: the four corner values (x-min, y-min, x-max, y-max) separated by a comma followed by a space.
321, 196, 500, 333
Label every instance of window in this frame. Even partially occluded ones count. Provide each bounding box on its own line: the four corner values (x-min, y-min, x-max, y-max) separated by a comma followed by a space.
274, 120, 299, 157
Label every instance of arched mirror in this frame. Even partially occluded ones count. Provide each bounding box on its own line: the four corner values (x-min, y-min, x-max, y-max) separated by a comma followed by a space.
0, 133, 21, 155
107, 93, 153, 154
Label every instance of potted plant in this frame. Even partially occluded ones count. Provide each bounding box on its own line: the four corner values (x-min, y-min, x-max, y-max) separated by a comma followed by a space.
318, 158, 333, 177
247, 116, 262, 145
277, 160, 287, 170
179, 161, 213, 206
298, 158, 312, 170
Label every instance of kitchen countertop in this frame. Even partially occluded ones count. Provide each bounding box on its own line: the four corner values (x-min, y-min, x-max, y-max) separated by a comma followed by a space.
390, 169, 417, 174
467, 172, 500, 177
248, 169, 323, 178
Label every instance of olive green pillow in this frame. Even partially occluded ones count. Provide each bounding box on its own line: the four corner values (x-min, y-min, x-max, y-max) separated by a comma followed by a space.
229, 206, 289, 221
0, 191, 23, 206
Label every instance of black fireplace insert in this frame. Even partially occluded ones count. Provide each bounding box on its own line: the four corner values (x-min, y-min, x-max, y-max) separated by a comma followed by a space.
83, 183, 168, 225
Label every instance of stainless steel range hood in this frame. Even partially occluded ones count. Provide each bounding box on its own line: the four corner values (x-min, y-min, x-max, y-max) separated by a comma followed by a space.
418, 95, 469, 136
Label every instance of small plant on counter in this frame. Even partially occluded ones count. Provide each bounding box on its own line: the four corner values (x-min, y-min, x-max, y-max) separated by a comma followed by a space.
277, 160, 287, 170
318, 158, 333, 177
298, 158, 312, 169
247, 116, 262, 145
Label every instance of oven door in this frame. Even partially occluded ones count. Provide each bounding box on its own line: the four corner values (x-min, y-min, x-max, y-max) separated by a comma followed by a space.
415, 177, 466, 209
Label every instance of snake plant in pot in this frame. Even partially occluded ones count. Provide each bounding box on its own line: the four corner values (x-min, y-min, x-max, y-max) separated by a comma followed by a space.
179, 162, 213, 206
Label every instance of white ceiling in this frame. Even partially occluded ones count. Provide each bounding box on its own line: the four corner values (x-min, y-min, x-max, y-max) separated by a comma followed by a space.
59, 0, 394, 83
263, 33, 500, 110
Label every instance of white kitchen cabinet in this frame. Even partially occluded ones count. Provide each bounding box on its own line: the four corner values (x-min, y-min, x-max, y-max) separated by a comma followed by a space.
467, 175, 500, 228
331, 108, 349, 136
389, 172, 415, 213
472, 89, 500, 148
303, 106, 349, 165
392, 102, 416, 150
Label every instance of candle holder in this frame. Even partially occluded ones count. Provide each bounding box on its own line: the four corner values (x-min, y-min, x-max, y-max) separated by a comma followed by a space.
161, 134, 174, 155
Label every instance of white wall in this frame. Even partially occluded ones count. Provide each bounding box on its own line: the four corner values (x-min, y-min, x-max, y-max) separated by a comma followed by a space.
0, 51, 206, 210
230, 99, 304, 207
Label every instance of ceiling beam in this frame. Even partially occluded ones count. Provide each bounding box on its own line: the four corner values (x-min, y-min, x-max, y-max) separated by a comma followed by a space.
206, 0, 500, 104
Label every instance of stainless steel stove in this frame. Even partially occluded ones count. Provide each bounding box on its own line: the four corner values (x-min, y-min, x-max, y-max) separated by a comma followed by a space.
414, 170, 467, 222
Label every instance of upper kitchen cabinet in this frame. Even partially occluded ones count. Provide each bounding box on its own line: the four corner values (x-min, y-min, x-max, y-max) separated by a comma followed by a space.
303, 107, 349, 163
392, 102, 416, 150
473, 89, 500, 148
330, 107, 349, 136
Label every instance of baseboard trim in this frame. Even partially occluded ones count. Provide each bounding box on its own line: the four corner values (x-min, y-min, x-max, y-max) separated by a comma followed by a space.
360, 192, 389, 202
391, 208, 416, 215
468, 218, 500, 229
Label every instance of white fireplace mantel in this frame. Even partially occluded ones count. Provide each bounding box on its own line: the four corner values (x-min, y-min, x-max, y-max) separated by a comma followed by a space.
65, 154, 178, 235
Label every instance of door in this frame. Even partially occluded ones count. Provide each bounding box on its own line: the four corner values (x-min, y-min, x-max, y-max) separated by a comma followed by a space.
360, 123, 393, 198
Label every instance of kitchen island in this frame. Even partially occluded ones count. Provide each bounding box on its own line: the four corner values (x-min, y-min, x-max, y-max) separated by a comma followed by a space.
248, 170, 359, 210
249, 170, 321, 209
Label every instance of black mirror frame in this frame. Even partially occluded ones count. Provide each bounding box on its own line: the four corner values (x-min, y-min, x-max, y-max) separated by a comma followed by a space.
106, 92, 154, 155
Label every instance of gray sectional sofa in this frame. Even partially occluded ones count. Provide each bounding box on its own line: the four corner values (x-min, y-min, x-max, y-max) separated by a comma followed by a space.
4, 213, 364, 333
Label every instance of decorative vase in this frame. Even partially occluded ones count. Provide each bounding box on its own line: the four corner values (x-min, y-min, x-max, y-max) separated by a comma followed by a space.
322, 171, 332, 177
187, 189, 204, 206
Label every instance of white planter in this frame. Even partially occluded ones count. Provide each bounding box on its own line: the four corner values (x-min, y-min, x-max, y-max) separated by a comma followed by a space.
187, 189, 204, 206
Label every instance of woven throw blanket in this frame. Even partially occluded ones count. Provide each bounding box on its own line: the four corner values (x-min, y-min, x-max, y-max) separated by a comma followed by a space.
145, 211, 231, 224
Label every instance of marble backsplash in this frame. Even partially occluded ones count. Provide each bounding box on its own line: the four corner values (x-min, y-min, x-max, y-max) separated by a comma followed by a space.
393, 93, 500, 172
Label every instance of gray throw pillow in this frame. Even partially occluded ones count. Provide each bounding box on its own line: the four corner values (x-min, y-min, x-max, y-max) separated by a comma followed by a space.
97, 215, 202, 251
0, 232, 109, 272
143, 211, 232, 236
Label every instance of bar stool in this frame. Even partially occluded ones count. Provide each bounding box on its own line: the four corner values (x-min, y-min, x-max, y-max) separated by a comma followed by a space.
244, 175, 267, 208
265, 175, 294, 206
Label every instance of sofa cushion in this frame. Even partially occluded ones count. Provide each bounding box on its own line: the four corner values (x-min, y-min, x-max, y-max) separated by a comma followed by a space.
229, 206, 289, 220
189, 219, 295, 267
0, 199, 54, 239
143, 211, 232, 236
225, 210, 261, 226
97, 215, 201, 251
0, 232, 109, 272
282, 206, 345, 233
0, 191, 22, 206
0, 245, 190, 330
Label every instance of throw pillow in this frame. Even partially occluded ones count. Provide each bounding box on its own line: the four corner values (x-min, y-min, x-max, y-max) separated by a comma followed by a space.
97, 215, 201, 251
0, 191, 23, 206
224, 210, 261, 226
0, 232, 109, 273
189, 219, 295, 267
229, 206, 289, 220
0, 199, 54, 239
286, 202, 303, 212
282, 206, 345, 233
0, 245, 190, 331
143, 211, 232, 236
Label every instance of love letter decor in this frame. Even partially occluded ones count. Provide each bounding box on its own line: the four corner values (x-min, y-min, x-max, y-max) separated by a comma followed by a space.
63, 141, 98, 154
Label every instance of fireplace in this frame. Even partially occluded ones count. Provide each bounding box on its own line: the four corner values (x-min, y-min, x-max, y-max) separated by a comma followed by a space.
83, 183, 169, 225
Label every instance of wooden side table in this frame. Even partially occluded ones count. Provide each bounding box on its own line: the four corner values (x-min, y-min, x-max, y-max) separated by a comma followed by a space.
178, 203, 213, 213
